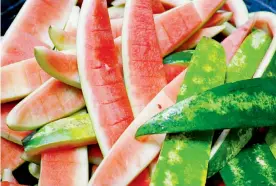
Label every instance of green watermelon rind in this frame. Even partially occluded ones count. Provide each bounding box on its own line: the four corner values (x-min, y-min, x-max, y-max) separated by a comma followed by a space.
163, 50, 194, 65
151, 37, 227, 186
22, 113, 97, 155
28, 163, 40, 179
136, 77, 276, 136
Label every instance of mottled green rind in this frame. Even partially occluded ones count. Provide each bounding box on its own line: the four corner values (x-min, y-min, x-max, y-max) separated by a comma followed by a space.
136, 78, 276, 136
263, 53, 276, 78
21, 152, 41, 165
208, 128, 255, 177
22, 114, 96, 155
265, 127, 276, 158
226, 30, 272, 83
28, 163, 40, 179
152, 132, 213, 186
207, 31, 272, 178
151, 38, 226, 186
163, 50, 194, 65
220, 144, 276, 186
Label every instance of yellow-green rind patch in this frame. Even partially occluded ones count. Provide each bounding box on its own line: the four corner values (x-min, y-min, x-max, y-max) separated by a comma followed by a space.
177, 37, 227, 101
227, 30, 272, 83
23, 114, 96, 155
29, 163, 40, 179
21, 152, 41, 165
265, 127, 276, 158
151, 38, 226, 186
263, 53, 276, 78
220, 144, 276, 186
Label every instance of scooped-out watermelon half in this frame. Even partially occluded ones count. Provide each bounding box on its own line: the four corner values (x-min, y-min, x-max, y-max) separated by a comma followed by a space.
1, 103, 32, 145
1, 0, 76, 67
1, 138, 25, 176
6, 78, 85, 131
38, 147, 88, 186
1, 58, 51, 103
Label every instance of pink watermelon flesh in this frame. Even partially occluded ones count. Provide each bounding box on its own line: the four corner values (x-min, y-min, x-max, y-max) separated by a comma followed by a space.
122, 0, 167, 116
1, 103, 32, 145
176, 25, 225, 51
1, 33, 49, 67
89, 70, 187, 186
92, 165, 98, 174
35, 46, 185, 89
39, 147, 88, 186
112, 0, 165, 13
204, 11, 233, 27
6, 78, 85, 131
1, 0, 76, 66
222, 0, 248, 27
253, 12, 276, 78
1, 58, 51, 103
221, 18, 255, 63
1, 138, 25, 175
34, 47, 80, 88
77, 0, 134, 156
88, 145, 103, 165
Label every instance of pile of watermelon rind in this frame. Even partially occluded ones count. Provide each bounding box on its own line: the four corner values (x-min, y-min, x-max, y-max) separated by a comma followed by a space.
1, 0, 275, 185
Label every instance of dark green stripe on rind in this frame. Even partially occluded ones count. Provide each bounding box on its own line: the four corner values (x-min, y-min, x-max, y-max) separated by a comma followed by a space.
163, 50, 194, 65
226, 30, 272, 83
151, 38, 226, 186
207, 30, 272, 177
265, 127, 276, 158
23, 114, 96, 155
208, 128, 256, 177
136, 78, 276, 136
220, 144, 276, 186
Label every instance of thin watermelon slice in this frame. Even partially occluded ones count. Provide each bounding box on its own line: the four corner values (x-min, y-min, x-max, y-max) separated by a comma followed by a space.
88, 70, 187, 185
204, 10, 233, 27
1, 58, 51, 103
122, 0, 167, 115
1, 0, 76, 67
151, 37, 226, 186
64, 6, 80, 33
252, 12, 276, 78
135, 78, 276, 136
39, 147, 88, 186
35, 47, 80, 88
1, 138, 25, 176
35, 46, 188, 87
222, 0, 248, 27
28, 163, 40, 179
1, 103, 32, 145
6, 78, 85, 131
22, 113, 97, 155
49, 26, 77, 51
48, 1, 225, 57
220, 144, 276, 185
77, 0, 134, 156
176, 25, 225, 51
88, 145, 103, 165
111, 0, 165, 13
222, 18, 255, 63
